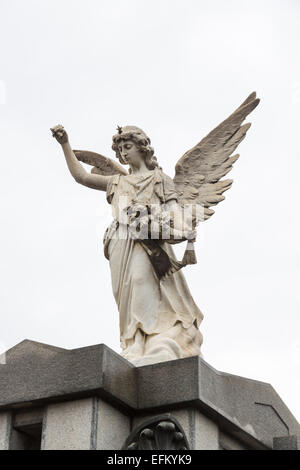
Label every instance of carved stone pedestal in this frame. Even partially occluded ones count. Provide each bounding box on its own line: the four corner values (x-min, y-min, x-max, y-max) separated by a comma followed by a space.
0, 340, 299, 450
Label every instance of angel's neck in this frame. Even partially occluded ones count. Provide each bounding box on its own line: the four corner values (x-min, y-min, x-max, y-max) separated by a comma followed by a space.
129, 161, 150, 176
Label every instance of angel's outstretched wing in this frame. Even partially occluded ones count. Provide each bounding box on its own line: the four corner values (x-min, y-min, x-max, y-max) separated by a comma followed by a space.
74, 150, 128, 176
173, 92, 260, 221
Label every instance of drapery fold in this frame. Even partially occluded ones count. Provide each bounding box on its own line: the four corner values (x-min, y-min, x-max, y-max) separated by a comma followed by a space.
103, 168, 203, 365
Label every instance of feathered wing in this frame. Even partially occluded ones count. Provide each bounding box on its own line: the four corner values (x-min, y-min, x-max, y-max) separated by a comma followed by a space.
74, 150, 128, 176
173, 92, 260, 222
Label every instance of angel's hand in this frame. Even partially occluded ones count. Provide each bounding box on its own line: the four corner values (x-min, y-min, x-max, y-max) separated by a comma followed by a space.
50, 124, 69, 145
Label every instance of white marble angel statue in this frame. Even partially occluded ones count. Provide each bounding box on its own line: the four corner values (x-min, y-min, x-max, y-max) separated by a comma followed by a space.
51, 92, 259, 366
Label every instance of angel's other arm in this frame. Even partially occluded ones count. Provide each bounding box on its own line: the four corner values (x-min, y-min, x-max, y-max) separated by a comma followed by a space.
62, 141, 111, 190
51, 125, 110, 191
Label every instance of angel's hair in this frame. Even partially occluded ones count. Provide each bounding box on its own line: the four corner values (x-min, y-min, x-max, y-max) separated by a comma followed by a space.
112, 126, 160, 173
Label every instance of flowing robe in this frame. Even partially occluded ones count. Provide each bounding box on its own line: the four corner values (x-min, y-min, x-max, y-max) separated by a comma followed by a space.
104, 167, 203, 366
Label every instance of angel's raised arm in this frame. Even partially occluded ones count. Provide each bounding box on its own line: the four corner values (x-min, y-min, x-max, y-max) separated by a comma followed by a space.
51, 125, 112, 191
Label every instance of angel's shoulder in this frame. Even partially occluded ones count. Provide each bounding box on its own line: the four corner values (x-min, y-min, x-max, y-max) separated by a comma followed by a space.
157, 169, 178, 202
159, 169, 175, 186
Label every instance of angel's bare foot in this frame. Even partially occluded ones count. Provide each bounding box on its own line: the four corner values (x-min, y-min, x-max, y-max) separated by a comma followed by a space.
51, 124, 69, 145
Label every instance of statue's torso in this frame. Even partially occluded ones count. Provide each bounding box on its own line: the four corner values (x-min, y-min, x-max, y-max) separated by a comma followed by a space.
106, 168, 178, 216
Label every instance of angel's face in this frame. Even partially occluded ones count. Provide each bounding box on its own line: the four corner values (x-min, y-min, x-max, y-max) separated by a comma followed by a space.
118, 140, 143, 167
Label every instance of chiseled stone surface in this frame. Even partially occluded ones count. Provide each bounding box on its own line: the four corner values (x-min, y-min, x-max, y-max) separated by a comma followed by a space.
0, 340, 136, 411
96, 399, 130, 450
41, 398, 94, 450
0, 412, 10, 450
1, 340, 299, 450
136, 356, 300, 449
219, 431, 248, 450
273, 435, 299, 450
194, 410, 218, 450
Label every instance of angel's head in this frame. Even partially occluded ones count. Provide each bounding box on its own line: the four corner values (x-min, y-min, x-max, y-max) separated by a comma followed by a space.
112, 126, 159, 172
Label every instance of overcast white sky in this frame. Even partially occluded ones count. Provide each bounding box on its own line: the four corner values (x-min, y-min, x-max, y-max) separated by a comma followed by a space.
1, 0, 300, 422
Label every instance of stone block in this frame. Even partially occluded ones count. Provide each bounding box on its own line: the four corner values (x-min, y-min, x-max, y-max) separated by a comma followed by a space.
273, 435, 299, 450
1, 341, 299, 451
41, 398, 94, 450
96, 399, 130, 450
0, 341, 136, 412
219, 431, 248, 450
0, 412, 11, 450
